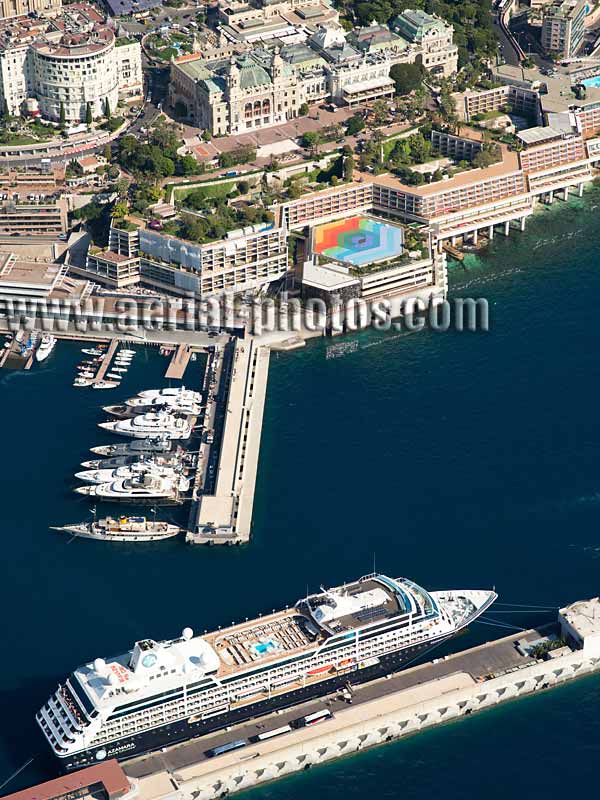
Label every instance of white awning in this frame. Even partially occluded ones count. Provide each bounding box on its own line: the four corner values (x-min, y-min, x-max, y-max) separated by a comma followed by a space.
343, 76, 395, 95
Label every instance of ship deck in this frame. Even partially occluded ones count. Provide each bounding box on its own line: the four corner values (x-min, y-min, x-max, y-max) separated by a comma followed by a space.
204, 609, 320, 677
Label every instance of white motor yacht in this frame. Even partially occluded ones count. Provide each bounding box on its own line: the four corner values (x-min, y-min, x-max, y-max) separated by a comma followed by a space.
99, 411, 192, 440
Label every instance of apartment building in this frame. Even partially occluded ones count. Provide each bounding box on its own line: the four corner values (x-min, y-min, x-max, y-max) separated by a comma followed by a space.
541, 0, 586, 58
0, 199, 66, 235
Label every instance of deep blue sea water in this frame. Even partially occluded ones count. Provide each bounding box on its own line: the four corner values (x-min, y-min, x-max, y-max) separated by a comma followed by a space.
2, 188, 600, 797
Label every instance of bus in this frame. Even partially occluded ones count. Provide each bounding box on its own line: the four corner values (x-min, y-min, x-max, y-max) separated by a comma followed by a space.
295, 708, 333, 728
205, 739, 247, 758
252, 725, 292, 743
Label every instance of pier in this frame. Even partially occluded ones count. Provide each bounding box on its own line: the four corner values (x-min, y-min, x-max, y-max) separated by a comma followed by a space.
122, 597, 600, 800
186, 338, 270, 545
165, 344, 193, 380
93, 339, 118, 385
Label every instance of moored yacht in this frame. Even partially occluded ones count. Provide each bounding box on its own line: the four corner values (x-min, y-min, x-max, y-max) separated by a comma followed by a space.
81, 451, 184, 470
50, 516, 181, 542
99, 411, 193, 440
74, 473, 189, 503
90, 437, 173, 457
36, 335, 57, 363
75, 461, 183, 485
134, 387, 201, 405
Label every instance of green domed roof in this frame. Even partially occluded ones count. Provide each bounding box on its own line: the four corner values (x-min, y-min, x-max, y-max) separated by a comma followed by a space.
236, 54, 271, 89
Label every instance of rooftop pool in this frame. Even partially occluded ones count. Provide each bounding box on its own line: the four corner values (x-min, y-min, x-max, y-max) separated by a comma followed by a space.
312, 215, 404, 267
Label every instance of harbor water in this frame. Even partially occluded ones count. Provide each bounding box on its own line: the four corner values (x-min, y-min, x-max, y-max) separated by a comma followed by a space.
2, 188, 600, 797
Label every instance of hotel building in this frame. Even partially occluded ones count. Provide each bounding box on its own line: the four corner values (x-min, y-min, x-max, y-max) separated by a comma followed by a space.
0, 4, 142, 121
81, 221, 289, 299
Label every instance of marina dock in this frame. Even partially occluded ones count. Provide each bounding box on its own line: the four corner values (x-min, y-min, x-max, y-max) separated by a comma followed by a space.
123, 597, 600, 800
93, 339, 118, 384
186, 338, 270, 545
165, 344, 192, 379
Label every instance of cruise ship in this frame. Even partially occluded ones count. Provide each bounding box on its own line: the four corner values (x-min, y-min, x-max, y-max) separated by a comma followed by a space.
37, 573, 496, 771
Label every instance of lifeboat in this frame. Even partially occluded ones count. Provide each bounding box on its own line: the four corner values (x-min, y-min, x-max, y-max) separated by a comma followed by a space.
307, 664, 333, 676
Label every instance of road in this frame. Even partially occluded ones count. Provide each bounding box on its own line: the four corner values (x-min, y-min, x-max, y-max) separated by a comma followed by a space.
493, 11, 521, 67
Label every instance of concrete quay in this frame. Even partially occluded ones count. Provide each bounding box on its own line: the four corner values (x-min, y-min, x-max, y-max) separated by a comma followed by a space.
122, 598, 600, 800
187, 338, 270, 545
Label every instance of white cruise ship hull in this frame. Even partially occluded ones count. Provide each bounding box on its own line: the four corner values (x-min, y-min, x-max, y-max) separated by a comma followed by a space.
52, 639, 446, 771
37, 575, 496, 773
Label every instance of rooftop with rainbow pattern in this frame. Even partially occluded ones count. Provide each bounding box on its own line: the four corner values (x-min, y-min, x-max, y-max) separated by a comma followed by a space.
312, 215, 404, 267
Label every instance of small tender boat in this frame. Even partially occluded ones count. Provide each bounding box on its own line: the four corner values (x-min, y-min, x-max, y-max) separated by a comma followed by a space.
36, 334, 57, 363
106, 372, 123, 381
50, 516, 181, 542
73, 378, 94, 387
78, 371, 95, 379
120, 350, 136, 356
112, 367, 128, 374
93, 381, 119, 390
102, 404, 136, 419
90, 436, 173, 457
82, 348, 104, 356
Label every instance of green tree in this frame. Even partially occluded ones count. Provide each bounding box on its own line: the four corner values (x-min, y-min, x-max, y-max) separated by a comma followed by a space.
112, 200, 129, 219
237, 180, 249, 194
346, 114, 365, 136
66, 159, 83, 177
371, 99, 388, 126
390, 63, 424, 96
343, 153, 354, 182
301, 131, 320, 153
104, 97, 111, 119
299, 102, 310, 116
179, 154, 201, 176
115, 177, 130, 198
59, 101, 66, 129
85, 102, 92, 127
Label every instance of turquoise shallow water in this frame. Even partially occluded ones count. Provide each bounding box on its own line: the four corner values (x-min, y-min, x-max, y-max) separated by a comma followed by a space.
2, 189, 600, 796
